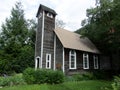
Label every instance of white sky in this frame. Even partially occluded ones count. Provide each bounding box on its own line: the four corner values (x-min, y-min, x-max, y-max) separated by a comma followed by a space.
0, 0, 95, 31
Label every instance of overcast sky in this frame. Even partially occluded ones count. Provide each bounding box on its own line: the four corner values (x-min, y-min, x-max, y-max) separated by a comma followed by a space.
0, 0, 96, 31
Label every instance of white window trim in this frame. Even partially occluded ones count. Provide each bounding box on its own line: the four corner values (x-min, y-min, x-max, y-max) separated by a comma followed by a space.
63, 47, 65, 72
35, 56, 41, 70
93, 55, 99, 69
46, 54, 51, 69
69, 50, 76, 69
83, 53, 89, 69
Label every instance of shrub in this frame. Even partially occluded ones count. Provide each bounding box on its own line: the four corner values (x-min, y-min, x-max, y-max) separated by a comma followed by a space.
0, 74, 25, 87
112, 75, 120, 90
0, 77, 10, 86
82, 72, 94, 80
93, 70, 113, 80
10, 74, 25, 86
46, 70, 64, 84
34, 69, 48, 84
73, 74, 83, 81
23, 68, 35, 84
65, 72, 94, 82
23, 68, 64, 84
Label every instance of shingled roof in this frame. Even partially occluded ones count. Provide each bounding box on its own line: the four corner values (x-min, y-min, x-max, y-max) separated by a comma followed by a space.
54, 28, 100, 54
36, 4, 57, 17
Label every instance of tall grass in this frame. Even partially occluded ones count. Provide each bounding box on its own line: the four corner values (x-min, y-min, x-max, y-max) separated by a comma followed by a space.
0, 80, 112, 90
0, 74, 25, 87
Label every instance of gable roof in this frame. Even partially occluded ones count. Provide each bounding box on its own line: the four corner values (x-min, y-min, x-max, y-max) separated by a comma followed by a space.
54, 28, 100, 54
36, 4, 57, 17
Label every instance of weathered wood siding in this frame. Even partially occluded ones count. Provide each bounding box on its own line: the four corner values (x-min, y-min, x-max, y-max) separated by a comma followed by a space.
55, 36, 63, 70
35, 13, 42, 57
35, 10, 55, 69
42, 12, 55, 69
99, 55, 111, 70
64, 49, 100, 75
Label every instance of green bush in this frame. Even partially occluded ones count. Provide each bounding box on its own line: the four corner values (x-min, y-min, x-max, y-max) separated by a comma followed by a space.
34, 69, 48, 84
93, 70, 113, 80
46, 70, 64, 84
10, 74, 25, 85
23, 68, 35, 84
73, 74, 83, 81
0, 77, 10, 86
112, 75, 120, 90
23, 68, 64, 84
65, 72, 94, 82
82, 72, 94, 80
0, 74, 25, 87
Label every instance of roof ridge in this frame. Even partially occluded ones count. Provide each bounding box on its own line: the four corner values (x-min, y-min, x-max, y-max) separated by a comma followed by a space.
55, 27, 82, 36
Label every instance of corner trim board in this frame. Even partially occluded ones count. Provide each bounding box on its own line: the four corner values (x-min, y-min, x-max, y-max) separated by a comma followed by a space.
54, 34, 56, 70
40, 11, 45, 68
63, 47, 65, 73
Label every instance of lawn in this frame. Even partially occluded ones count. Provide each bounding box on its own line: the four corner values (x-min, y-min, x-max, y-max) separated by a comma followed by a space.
0, 80, 112, 90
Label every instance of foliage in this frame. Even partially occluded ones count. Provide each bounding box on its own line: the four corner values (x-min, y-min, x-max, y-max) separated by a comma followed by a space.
92, 70, 114, 80
72, 74, 84, 81
0, 80, 112, 90
46, 69, 64, 84
34, 69, 48, 84
0, 2, 36, 74
112, 75, 120, 90
55, 19, 66, 28
77, 0, 120, 56
82, 72, 94, 80
23, 68, 35, 84
0, 74, 25, 87
23, 68, 64, 84
65, 72, 94, 82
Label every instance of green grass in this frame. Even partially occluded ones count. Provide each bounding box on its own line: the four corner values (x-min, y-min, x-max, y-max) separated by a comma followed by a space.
0, 80, 112, 90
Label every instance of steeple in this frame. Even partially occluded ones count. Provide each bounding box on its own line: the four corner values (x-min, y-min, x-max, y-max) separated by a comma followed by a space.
35, 4, 57, 69
36, 4, 57, 18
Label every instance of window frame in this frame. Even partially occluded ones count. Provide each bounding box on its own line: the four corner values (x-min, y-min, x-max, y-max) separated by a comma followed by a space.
35, 56, 41, 69
46, 54, 51, 69
93, 55, 99, 69
69, 50, 76, 69
83, 53, 89, 69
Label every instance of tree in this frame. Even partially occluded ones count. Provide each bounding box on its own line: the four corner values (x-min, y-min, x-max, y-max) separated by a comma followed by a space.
76, 0, 120, 70
55, 19, 66, 28
78, 0, 120, 54
0, 2, 36, 74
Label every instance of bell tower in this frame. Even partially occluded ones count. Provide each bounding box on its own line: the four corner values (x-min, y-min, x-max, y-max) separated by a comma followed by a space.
35, 4, 57, 69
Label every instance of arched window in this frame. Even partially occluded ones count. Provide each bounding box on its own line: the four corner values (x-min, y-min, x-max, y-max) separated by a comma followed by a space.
35, 56, 40, 69
69, 50, 76, 69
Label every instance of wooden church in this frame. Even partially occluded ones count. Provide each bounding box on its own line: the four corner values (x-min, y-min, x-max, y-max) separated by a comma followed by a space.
35, 4, 101, 74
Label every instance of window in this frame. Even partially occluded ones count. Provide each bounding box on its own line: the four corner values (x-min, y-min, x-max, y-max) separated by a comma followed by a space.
47, 13, 53, 18
46, 54, 51, 69
69, 50, 76, 69
93, 55, 99, 69
83, 53, 89, 69
35, 56, 40, 69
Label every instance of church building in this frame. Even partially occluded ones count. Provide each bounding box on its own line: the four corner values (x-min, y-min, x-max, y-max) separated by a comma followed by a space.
35, 4, 101, 74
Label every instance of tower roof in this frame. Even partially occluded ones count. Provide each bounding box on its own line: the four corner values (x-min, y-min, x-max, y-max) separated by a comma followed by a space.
36, 4, 57, 17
